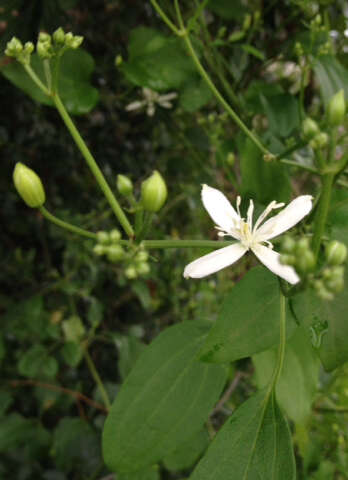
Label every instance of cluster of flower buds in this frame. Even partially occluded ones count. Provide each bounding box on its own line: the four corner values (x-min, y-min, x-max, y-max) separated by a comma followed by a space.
5, 28, 83, 64
93, 230, 150, 279
13, 163, 46, 208
302, 117, 329, 149
312, 241, 347, 300
280, 236, 315, 274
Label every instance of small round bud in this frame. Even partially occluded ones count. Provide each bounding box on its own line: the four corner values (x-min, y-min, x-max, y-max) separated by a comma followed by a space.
281, 236, 296, 253
302, 117, 320, 140
326, 240, 347, 266
53, 27, 65, 45
226, 152, 235, 166
328, 89, 345, 127
141, 170, 167, 213
110, 229, 121, 243
115, 54, 123, 67
309, 132, 328, 149
38, 32, 51, 43
13, 162, 46, 208
70, 36, 84, 49
106, 245, 125, 262
296, 250, 316, 273
295, 237, 310, 254
96, 231, 110, 245
325, 277, 344, 294
135, 250, 149, 262
93, 244, 105, 256
24, 42, 34, 54
125, 266, 137, 279
280, 254, 296, 266
5, 37, 23, 57
136, 262, 150, 275
117, 174, 133, 197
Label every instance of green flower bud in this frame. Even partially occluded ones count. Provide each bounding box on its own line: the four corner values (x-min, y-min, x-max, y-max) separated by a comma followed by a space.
110, 229, 121, 243
280, 254, 296, 266
125, 266, 137, 279
328, 89, 345, 127
281, 236, 296, 253
93, 244, 105, 256
13, 162, 46, 208
5, 37, 23, 57
295, 237, 310, 254
38, 32, 51, 43
115, 54, 123, 67
141, 170, 167, 212
325, 277, 344, 294
135, 250, 149, 262
117, 174, 133, 197
226, 152, 235, 166
96, 231, 110, 245
136, 262, 150, 275
53, 27, 66, 45
296, 250, 316, 273
326, 240, 347, 266
302, 117, 320, 140
309, 132, 328, 149
106, 245, 125, 262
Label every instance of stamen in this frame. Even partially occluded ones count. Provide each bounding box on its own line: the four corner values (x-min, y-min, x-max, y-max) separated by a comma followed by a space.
236, 196, 241, 218
253, 200, 284, 233
247, 200, 254, 229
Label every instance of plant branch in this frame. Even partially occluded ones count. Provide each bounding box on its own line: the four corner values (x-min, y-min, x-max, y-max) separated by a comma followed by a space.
39, 206, 97, 239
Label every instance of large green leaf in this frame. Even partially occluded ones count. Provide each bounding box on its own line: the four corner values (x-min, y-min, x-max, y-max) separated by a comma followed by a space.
238, 137, 291, 204
292, 268, 348, 371
253, 326, 320, 423
189, 389, 296, 480
102, 321, 227, 473
163, 428, 210, 471
199, 267, 295, 364
1, 49, 99, 115
313, 56, 348, 106
260, 93, 300, 138
121, 27, 197, 91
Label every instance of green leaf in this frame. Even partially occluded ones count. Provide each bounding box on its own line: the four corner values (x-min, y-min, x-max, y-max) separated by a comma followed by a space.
102, 321, 227, 473
189, 389, 296, 480
0, 414, 49, 453
1, 49, 99, 115
241, 44, 265, 61
238, 137, 291, 204
52, 418, 101, 474
163, 428, 209, 471
60, 341, 83, 367
313, 56, 348, 106
18, 344, 58, 379
292, 268, 348, 371
260, 93, 300, 138
179, 77, 212, 112
118, 466, 160, 480
207, 0, 246, 20
62, 315, 85, 342
199, 267, 295, 363
253, 326, 320, 422
121, 27, 196, 91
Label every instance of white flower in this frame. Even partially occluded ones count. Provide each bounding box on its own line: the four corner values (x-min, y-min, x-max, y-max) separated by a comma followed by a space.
125, 87, 178, 117
184, 185, 313, 284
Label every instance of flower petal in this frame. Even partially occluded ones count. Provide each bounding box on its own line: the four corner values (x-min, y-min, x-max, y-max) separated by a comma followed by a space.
252, 244, 300, 284
183, 243, 247, 279
201, 185, 240, 234
256, 195, 313, 241
125, 100, 145, 112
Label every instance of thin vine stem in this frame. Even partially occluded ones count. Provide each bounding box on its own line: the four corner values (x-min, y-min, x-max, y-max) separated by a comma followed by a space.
23, 64, 50, 96
51, 92, 134, 238
83, 346, 111, 411
40, 206, 97, 239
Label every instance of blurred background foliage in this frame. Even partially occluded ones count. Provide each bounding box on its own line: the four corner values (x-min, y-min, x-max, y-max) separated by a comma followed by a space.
1, 0, 348, 478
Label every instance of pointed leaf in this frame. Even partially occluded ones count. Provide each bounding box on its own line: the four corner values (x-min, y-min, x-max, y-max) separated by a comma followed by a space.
199, 267, 295, 363
189, 389, 296, 480
102, 321, 227, 473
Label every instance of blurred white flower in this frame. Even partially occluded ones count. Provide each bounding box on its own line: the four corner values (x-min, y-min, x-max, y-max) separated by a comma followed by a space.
184, 185, 313, 284
125, 88, 177, 117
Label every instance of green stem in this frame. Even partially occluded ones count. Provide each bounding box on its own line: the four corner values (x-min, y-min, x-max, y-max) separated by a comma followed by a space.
271, 291, 286, 388
171, 0, 269, 156
150, 0, 181, 35
23, 64, 50, 96
276, 139, 307, 161
311, 172, 335, 260
39, 206, 97, 239
280, 158, 318, 174
83, 347, 111, 411
52, 92, 134, 238
142, 239, 233, 248
43, 59, 52, 92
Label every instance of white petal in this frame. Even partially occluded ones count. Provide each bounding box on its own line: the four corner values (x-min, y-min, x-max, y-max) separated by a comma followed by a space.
159, 92, 178, 101
252, 244, 300, 284
125, 100, 144, 112
201, 185, 240, 234
256, 195, 313, 241
183, 243, 247, 279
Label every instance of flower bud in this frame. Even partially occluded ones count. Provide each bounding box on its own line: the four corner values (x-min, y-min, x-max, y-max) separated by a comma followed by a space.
13, 162, 45, 208
226, 152, 235, 166
106, 245, 125, 262
296, 250, 315, 273
93, 244, 105, 256
327, 89, 345, 127
117, 174, 133, 197
125, 266, 137, 279
280, 254, 296, 266
141, 170, 167, 212
309, 132, 328, 149
326, 240, 347, 266
136, 262, 150, 275
96, 231, 110, 245
281, 236, 296, 254
302, 117, 319, 140
110, 229, 121, 243
53, 27, 66, 45
135, 250, 149, 262
295, 237, 310, 254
